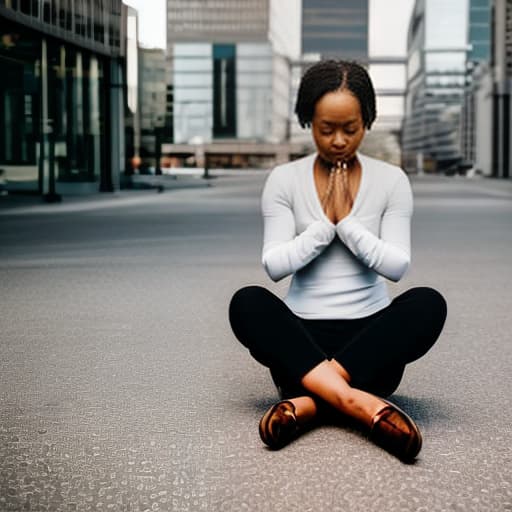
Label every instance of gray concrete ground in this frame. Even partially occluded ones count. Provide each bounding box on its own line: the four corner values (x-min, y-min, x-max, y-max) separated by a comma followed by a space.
1, 173, 511, 511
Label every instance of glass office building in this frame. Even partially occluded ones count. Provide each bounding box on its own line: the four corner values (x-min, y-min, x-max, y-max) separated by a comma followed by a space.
469, 0, 491, 62
302, 0, 368, 61
139, 47, 166, 164
460, 0, 492, 169
167, 0, 301, 144
298, 0, 407, 162
0, 0, 124, 195
402, 0, 470, 172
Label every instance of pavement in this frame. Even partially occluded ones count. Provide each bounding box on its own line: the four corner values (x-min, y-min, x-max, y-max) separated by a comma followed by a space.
0, 174, 214, 216
0, 172, 511, 511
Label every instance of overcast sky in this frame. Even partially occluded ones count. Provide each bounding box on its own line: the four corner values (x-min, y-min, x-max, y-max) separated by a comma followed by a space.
123, 0, 166, 49
122, 0, 415, 56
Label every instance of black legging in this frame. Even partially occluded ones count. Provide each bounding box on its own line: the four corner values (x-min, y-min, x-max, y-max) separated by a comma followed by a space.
229, 286, 447, 398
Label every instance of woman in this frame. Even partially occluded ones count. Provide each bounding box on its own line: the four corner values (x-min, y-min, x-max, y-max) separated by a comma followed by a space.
228, 60, 447, 462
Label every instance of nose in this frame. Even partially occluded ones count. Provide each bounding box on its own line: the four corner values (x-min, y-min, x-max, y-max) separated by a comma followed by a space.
332, 131, 347, 149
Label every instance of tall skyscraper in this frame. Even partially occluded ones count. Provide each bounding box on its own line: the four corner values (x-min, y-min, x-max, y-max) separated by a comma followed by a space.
402, 0, 470, 173
302, 0, 369, 61
469, 0, 492, 62
295, 0, 407, 164
461, 0, 492, 172
166, 0, 301, 145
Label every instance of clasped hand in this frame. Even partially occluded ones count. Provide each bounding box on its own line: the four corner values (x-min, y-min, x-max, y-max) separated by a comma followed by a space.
323, 171, 353, 225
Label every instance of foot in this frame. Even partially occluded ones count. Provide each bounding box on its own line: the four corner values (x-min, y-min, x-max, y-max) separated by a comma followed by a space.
258, 400, 299, 449
369, 399, 422, 462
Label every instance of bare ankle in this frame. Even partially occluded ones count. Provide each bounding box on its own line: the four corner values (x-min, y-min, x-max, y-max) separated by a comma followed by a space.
334, 389, 385, 426
288, 396, 318, 424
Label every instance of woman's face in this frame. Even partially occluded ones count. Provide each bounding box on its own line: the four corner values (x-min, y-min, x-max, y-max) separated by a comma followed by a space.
311, 89, 366, 166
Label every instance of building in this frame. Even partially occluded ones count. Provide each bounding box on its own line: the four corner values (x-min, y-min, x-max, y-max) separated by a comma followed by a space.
0, 0, 126, 197
124, 4, 140, 174
302, 0, 368, 61
166, 0, 301, 150
461, 0, 492, 171
491, 0, 512, 177
294, 0, 409, 165
467, 61, 494, 175
138, 47, 167, 170
455, 0, 510, 178
291, 1, 369, 147
402, 0, 470, 173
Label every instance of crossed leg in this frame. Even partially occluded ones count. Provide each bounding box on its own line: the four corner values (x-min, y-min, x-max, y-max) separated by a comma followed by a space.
229, 285, 447, 451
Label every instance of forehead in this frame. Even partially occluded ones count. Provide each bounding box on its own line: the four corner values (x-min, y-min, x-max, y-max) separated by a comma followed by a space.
314, 89, 362, 123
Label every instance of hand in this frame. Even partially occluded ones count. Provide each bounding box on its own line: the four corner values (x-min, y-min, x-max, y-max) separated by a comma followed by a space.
322, 170, 353, 224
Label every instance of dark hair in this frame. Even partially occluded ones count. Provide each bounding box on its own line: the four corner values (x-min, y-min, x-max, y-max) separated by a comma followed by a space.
294, 60, 377, 130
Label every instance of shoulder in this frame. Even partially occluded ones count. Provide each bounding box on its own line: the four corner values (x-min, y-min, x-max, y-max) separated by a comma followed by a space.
359, 153, 411, 193
360, 153, 408, 182
266, 153, 314, 183
263, 153, 314, 196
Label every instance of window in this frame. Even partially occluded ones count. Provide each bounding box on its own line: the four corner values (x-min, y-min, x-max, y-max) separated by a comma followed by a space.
213, 44, 236, 138
75, 0, 85, 36
42, 0, 51, 23
59, 0, 71, 30
94, 0, 105, 43
19, 0, 31, 14
51, 0, 58, 24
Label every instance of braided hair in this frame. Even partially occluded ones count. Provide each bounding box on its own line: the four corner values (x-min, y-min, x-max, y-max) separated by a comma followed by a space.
295, 60, 377, 130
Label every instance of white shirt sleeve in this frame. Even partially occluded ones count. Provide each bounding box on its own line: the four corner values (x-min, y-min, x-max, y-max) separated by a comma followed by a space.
261, 169, 336, 282
335, 172, 413, 282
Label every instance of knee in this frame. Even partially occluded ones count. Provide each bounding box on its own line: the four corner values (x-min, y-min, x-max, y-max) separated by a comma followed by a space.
230, 285, 268, 312
411, 287, 448, 332
228, 285, 271, 326
420, 287, 447, 319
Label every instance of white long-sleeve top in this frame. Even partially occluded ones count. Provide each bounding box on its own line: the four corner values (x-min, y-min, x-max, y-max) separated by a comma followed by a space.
261, 152, 413, 319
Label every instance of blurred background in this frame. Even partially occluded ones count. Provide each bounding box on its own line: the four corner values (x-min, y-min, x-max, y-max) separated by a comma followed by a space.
0, 0, 510, 198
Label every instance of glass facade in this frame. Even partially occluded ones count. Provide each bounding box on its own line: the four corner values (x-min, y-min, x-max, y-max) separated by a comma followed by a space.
46, 43, 106, 183
167, 0, 268, 41
213, 44, 236, 138
139, 48, 166, 161
173, 42, 279, 144
236, 43, 273, 140
0, 0, 122, 53
0, 0, 123, 193
0, 19, 107, 190
0, 20, 40, 188
167, 0, 298, 145
302, 0, 368, 60
469, 0, 491, 62
402, 0, 471, 172
172, 43, 213, 144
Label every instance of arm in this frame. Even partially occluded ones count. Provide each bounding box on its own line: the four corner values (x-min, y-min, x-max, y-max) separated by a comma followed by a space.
261, 169, 336, 282
335, 172, 413, 282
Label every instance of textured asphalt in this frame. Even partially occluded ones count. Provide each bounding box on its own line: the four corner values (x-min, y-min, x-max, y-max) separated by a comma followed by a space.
1, 173, 511, 511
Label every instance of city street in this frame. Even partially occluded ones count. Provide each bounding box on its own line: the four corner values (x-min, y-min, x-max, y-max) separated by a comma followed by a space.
1, 172, 511, 511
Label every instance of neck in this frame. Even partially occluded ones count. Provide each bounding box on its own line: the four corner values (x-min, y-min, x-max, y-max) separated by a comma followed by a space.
317, 153, 358, 173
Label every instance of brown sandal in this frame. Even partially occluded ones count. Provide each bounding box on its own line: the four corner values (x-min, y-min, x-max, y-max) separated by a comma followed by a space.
369, 399, 422, 462
258, 400, 299, 449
